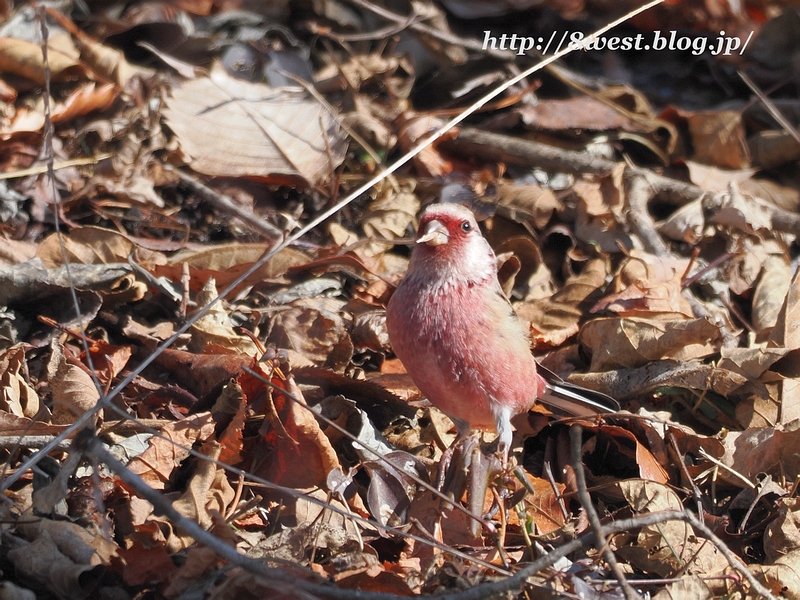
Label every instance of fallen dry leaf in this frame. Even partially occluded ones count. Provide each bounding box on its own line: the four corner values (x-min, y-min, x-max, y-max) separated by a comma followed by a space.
47, 342, 101, 425
0, 344, 39, 419
580, 316, 722, 371
164, 70, 347, 186
126, 412, 216, 490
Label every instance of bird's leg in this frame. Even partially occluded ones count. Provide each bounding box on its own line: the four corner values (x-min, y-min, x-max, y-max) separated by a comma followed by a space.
436, 419, 505, 537
466, 437, 503, 537
437, 434, 495, 537
493, 405, 514, 467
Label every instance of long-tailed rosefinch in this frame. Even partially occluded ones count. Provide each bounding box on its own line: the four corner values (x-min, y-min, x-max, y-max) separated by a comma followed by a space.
386, 203, 618, 460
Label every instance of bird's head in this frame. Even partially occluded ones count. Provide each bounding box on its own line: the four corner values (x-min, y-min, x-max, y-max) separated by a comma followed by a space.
410, 203, 496, 285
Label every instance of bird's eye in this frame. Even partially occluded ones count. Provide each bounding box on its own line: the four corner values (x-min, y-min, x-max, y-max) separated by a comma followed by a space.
460, 221, 472, 232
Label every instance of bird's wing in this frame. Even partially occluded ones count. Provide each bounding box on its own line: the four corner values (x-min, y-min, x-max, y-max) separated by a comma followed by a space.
489, 279, 620, 417
536, 363, 620, 416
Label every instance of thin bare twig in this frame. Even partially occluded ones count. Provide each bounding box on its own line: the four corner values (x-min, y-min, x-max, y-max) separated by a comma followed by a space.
0, 154, 113, 180
439, 509, 778, 600
697, 447, 755, 489
0, 436, 71, 450
570, 425, 641, 600
242, 367, 498, 536
98, 398, 510, 575
739, 70, 800, 145
90, 428, 780, 600
667, 431, 705, 525
166, 166, 283, 239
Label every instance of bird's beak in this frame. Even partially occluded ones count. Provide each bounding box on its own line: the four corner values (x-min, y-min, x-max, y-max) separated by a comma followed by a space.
417, 219, 449, 246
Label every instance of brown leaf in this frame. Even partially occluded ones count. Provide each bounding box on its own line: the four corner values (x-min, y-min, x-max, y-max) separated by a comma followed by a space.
722, 424, 800, 484
753, 256, 793, 337
580, 317, 722, 371
45, 8, 154, 87
17, 517, 117, 565
161, 516, 234, 597
652, 575, 712, 600
6, 530, 103, 599
255, 376, 342, 490
575, 215, 632, 253
118, 541, 178, 587
156, 244, 307, 293
0, 35, 82, 84
407, 489, 482, 550
579, 424, 669, 488
0, 77, 17, 102
767, 260, 800, 350
362, 188, 420, 240
751, 548, 800, 598
266, 300, 353, 370
569, 360, 748, 404
36, 226, 165, 268
0, 238, 38, 266
47, 342, 101, 425
295, 365, 417, 429
153, 348, 251, 400
779, 379, 800, 425
316, 51, 414, 98
188, 278, 258, 355
517, 472, 567, 535
593, 274, 693, 319
518, 96, 636, 131
663, 421, 726, 482
159, 439, 235, 552
749, 130, 800, 170
657, 198, 704, 244
765, 497, 800, 563
83, 339, 133, 387
615, 480, 726, 577
685, 159, 756, 191
0, 344, 39, 419
0, 412, 66, 436
706, 184, 772, 234
214, 382, 247, 466
163, 72, 347, 185
494, 236, 544, 299
488, 179, 562, 229
717, 346, 789, 380
686, 109, 750, 169
51, 83, 119, 124
335, 569, 414, 594
517, 258, 607, 347
616, 249, 691, 290
126, 412, 216, 490
396, 113, 456, 177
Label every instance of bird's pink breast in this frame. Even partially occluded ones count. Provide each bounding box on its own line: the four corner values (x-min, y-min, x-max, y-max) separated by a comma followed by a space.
386, 276, 540, 431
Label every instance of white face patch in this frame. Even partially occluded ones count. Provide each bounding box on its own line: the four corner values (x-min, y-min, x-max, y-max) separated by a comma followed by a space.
460, 229, 495, 276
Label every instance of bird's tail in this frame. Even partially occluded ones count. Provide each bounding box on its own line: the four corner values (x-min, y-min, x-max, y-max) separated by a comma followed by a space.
536, 364, 620, 417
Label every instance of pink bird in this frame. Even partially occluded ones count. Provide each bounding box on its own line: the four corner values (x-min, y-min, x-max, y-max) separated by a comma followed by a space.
386, 203, 618, 461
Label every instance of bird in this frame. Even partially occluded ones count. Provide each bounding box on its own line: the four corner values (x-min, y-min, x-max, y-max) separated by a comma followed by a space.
386, 203, 619, 462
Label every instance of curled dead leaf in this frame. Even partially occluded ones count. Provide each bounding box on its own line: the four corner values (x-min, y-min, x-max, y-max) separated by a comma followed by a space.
47, 342, 101, 425
0, 344, 39, 419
